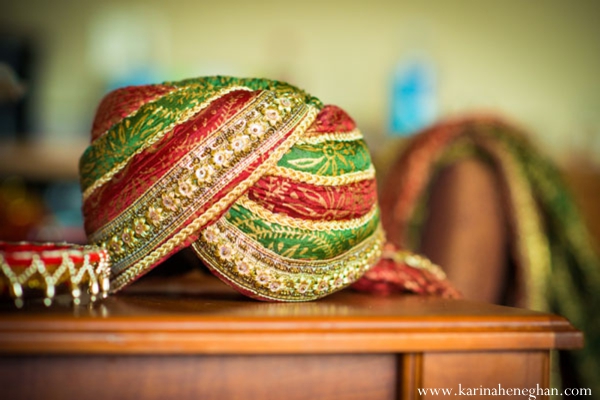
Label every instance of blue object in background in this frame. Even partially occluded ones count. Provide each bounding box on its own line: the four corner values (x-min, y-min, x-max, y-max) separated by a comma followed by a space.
106, 66, 163, 92
39, 181, 86, 243
389, 57, 437, 136
44, 182, 83, 228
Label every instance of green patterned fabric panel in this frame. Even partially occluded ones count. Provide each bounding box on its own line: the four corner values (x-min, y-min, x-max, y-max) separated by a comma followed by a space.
278, 139, 372, 176
225, 203, 380, 260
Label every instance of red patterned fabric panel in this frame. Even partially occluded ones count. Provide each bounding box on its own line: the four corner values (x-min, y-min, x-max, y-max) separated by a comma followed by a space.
247, 176, 377, 221
304, 105, 356, 135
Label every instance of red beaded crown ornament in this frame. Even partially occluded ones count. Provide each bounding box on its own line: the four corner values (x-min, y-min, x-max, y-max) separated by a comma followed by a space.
0, 242, 110, 307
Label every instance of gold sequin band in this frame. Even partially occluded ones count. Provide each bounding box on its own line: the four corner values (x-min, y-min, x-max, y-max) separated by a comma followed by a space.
0, 242, 110, 307
193, 218, 385, 301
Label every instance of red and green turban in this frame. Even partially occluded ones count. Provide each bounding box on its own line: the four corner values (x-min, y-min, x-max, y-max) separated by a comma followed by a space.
80, 76, 455, 301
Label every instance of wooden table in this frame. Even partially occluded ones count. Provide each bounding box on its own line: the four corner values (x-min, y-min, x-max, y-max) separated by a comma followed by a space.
0, 273, 582, 400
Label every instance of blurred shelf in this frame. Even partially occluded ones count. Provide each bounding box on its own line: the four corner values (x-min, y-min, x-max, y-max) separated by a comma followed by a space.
0, 139, 87, 181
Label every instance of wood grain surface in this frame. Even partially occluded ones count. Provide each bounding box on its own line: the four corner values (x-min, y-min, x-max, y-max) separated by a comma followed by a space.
0, 272, 582, 354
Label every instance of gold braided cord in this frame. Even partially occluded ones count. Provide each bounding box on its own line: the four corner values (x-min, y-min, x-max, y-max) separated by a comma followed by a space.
235, 194, 379, 232
110, 106, 320, 291
296, 129, 363, 145
82, 86, 253, 201
269, 165, 376, 186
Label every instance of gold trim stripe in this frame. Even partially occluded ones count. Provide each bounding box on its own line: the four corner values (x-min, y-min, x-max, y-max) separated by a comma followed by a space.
110, 105, 320, 292
269, 165, 376, 186
192, 220, 385, 301
235, 194, 379, 232
297, 129, 363, 145
82, 86, 253, 201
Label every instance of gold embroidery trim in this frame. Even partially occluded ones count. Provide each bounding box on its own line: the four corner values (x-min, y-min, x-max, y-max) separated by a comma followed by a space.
110, 105, 320, 291
192, 218, 385, 301
82, 86, 253, 201
297, 129, 363, 145
268, 165, 376, 186
235, 194, 379, 232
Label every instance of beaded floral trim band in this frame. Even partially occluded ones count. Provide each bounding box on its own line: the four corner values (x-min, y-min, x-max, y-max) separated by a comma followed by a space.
193, 218, 384, 301
0, 242, 110, 307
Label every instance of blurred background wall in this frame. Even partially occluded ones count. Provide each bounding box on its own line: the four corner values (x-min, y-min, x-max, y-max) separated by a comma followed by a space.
0, 0, 599, 242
